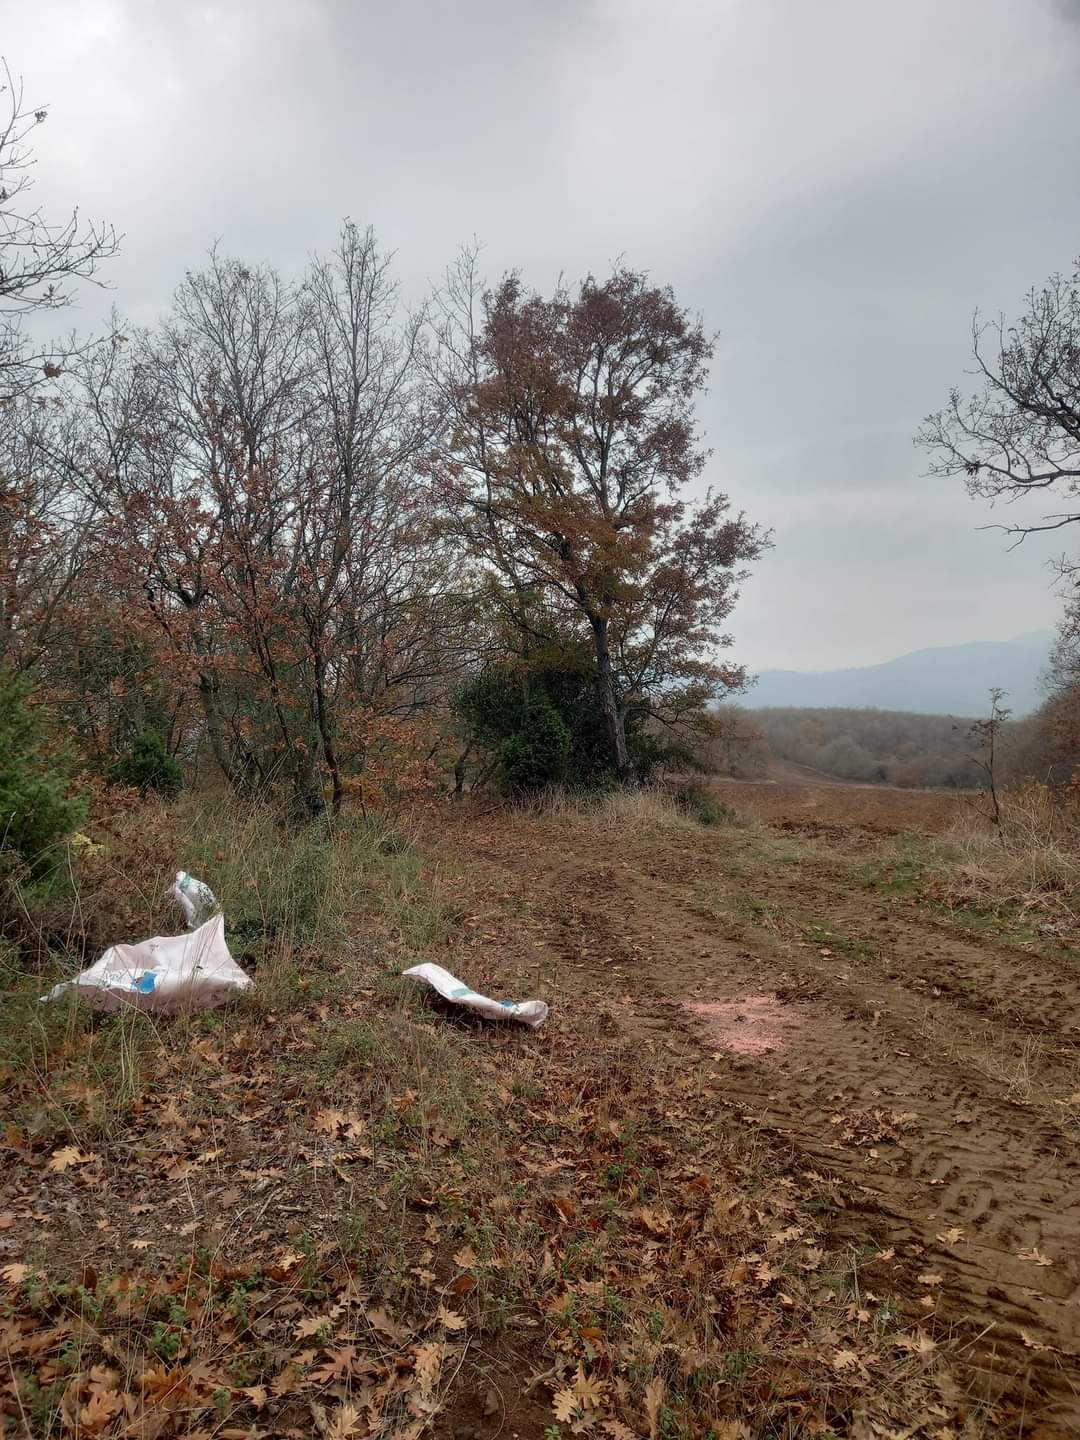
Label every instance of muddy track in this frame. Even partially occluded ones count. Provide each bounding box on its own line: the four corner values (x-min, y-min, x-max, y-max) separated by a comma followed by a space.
637, 838, 1080, 1042
443, 817, 1080, 1427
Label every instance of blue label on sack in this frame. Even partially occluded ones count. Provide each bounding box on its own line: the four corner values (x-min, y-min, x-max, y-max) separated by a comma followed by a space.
133, 972, 157, 993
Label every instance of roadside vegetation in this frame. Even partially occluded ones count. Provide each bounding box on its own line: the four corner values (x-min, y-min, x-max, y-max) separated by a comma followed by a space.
847, 781, 1080, 938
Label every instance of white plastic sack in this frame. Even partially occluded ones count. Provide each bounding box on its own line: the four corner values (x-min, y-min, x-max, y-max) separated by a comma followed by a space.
403, 962, 548, 1029
41, 914, 252, 1014
171, 871, 218, 928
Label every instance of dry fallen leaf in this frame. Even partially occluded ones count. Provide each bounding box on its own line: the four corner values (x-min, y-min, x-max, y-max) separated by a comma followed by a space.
602, 1422, 639, 1440
366, 1305, 410, 1343
573, 1364, 606, 1410
78, 1390, 123, 1433
896, 1331, 937, 1355
917, 1272, 944, 1287
139, 1364, 191, 1404
87, 1365, 121, 1394
307, 1348, 355, 1386
327, 1402, 362, 1439
314, 1108, 347, 1135
552, 1387, 578, 1424
1, 1263, 29, 1287
47, 1145, 96, 1172
644, 1376, 666, 1440
275, 1359, 308, 1393
436, 1305, 466, 1332
1017, 1246, 1053, 1267
413, 1340, 444, 1394
635, 1206, 669, 1236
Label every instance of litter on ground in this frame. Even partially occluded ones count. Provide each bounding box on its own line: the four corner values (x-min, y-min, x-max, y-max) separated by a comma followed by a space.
170, 870, 219, 927
41, 914, 252, 1013
403, 961, 549, 1029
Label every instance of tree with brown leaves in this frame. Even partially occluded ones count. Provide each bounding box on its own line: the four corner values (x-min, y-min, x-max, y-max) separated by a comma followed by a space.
433, 255, 765, 780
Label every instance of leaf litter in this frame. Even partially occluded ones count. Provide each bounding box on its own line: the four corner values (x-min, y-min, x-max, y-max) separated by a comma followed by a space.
0, 907, 1012, 1438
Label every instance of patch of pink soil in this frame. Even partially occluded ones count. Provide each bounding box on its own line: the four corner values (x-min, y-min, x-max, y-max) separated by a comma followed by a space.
684, 993, 804, 1055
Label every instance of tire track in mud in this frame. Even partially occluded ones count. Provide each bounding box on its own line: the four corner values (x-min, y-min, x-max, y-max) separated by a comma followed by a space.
644, 839, 1080, 1046
631, 841, 1080, 1137
484, 824, 1080, 1424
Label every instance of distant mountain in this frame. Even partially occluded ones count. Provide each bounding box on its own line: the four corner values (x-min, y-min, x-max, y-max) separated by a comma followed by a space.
750, 632, 1054, 717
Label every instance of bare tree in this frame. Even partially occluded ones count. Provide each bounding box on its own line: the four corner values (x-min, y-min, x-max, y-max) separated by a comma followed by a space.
0, 387, 98, 672
0, 59, 119, 401
917, 261, 1080, 555
964, 688, 1011, 827
66, 231, 469, 818
300, 222, 445, 809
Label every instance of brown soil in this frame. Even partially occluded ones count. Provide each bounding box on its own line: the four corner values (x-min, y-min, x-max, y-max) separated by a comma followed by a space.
430, 792, 1080, 1432
714, 775, 976, 833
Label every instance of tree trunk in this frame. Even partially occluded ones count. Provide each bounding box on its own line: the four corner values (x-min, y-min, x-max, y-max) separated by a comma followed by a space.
196, 668, 239, 789
312, 651, 343, 815
453, 740, 473, 797
186, 618, 244, 792
590, 614, 630, 780
293, 751, 326, 821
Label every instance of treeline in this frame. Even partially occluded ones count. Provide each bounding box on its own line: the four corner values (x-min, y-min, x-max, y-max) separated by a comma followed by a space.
0, 70, 767, 874
718, 701, 1080, 790
742, 708, 986, 788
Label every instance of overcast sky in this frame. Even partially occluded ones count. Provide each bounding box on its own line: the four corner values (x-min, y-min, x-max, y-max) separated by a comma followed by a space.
7, 0, 1080, 670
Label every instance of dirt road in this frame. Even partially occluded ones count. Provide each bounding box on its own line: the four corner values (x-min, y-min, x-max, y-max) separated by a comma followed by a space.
434, 799, 1080, 1430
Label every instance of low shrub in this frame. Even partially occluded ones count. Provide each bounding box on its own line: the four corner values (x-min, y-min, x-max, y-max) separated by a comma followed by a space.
108, 731, 183, 797
673, 779, 738, 827
501, 695, 571, 791
0, 671, 86, 878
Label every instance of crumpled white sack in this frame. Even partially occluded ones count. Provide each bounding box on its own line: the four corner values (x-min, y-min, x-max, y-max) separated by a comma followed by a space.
403, 962, 548, 1029
41, 914, 252, 1014
170, 871, 218, 928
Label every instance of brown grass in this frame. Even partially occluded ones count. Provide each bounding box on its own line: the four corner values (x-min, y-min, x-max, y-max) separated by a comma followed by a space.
937, 782, 1080, 918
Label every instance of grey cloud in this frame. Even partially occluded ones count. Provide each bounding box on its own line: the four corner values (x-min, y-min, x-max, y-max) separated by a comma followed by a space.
4, 0, 1077, 669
